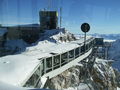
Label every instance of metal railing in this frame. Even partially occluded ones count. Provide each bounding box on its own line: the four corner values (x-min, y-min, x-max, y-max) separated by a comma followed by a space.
24, 37, 95, 88
42, 37, 95, 75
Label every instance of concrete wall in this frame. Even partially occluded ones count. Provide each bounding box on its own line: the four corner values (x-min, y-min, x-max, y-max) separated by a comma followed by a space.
7, 27, 40, 43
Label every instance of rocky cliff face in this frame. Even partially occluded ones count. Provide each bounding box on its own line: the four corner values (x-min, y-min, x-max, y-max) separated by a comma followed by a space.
45, 59, 120, 90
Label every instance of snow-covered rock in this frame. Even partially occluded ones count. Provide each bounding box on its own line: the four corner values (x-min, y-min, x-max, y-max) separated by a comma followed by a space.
40, 29, 76, 43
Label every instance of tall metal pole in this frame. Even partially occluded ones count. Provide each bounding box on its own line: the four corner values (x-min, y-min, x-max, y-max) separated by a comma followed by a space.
0, 0, 3, 26
81, 23, 90, 79
84, 32, 86, 52
60, 7, 62, 28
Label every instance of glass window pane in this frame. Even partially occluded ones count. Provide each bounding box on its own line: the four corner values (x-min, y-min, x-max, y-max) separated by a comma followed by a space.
46, 57, 52, 68
54, 55, 60, 66
81, 45, 85, 54
61, 52, 68, 63
41, 59, 45, 76
69, 50, 74, 59
75, 47, 79, 57
86, 44, 89, 51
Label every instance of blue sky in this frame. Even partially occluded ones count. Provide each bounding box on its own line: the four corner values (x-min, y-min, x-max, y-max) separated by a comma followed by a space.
0, 0, 120, 34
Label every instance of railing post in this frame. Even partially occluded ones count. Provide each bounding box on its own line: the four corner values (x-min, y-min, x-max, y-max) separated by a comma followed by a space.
60, 54, 61, 67
44, 58, 46, 74
67, 51, 69, 62
39, 64, 41, 77
52, 56, 54, 71
74, 49, 75, 59
79, 46, 81, 55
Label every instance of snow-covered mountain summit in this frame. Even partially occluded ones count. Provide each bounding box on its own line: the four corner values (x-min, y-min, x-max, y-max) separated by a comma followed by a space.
40, 29, 76, 43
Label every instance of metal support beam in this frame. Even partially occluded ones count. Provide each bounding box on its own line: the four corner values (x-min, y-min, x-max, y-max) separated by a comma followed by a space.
44, 58, 46, 74
52, 56, 54, 71
84, 32, 86, 52
60, 54, 61, 67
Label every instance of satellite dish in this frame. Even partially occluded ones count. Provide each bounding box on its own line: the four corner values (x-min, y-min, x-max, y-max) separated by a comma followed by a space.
81, 23, 90, 33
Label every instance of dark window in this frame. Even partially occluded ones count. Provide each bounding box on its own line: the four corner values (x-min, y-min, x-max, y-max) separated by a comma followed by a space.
69, 50, 74, 60
46, 57, 52, 68
54, 55, 60, 66
75, 47, 79, 58
90, 41, 92, 48
81, 45, 85, 54
86, 44, 89, 51
61, 52, 68, 65
46, 57, 52, 73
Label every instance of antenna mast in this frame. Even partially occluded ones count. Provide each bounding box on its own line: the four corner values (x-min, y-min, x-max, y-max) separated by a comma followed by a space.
48, 0, 52, 10
60, 7, 62, 28
59, 0, 63, 28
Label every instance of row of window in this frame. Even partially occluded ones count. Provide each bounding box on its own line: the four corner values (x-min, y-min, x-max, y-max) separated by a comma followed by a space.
43, 38, 96, 74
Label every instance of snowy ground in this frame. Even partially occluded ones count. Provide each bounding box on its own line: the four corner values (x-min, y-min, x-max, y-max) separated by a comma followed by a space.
0, 29, 93, 87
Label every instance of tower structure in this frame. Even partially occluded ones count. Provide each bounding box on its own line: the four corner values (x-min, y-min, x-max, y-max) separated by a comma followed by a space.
39, 11, 58, 30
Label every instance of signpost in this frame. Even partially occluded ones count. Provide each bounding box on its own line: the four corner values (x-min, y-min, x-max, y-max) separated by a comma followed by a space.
81, 23, 90, 80
81, 23, 90, 52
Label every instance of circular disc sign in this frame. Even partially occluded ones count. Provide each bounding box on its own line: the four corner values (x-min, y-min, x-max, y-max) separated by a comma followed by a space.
81, 23, 90, 33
